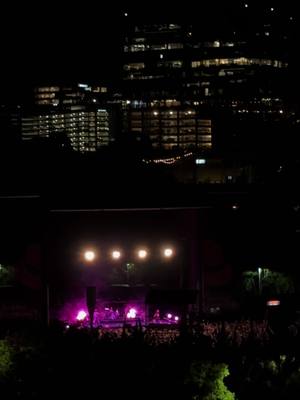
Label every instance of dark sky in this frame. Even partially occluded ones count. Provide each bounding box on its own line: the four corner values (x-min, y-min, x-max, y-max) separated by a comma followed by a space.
1, 5, 123, 93
0, 1, 298, 101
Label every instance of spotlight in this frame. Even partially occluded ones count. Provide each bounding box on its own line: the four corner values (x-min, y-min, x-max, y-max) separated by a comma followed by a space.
138, 249, 147, 259
84, 250, 96, 262
126, 308, 137, 319
76, 310, 87, 321
112, 250, 121, 260
164, 248, 173, 258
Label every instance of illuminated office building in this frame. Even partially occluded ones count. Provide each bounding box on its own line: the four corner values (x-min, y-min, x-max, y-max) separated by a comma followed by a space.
22, 107, 110, 152
21, 83, 115, 152
33, 83, 108, 107
121, 5, 294, 153
126, 106, 212, 150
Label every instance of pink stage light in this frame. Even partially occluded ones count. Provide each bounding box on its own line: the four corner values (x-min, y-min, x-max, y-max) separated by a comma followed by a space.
76, 310, 87, 321
167, 313, 172, 319
126, 308, 137, 319
174, 316, 179, 322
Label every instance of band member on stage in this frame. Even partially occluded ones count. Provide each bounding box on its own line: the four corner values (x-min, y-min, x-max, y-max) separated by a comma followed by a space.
153, 309, 160, 321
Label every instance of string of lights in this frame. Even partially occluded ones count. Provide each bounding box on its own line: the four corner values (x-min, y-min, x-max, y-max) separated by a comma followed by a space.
142, 152, 193, 165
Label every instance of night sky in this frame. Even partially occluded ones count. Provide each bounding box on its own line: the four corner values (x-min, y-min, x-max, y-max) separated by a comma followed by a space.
1, 1, 298, 102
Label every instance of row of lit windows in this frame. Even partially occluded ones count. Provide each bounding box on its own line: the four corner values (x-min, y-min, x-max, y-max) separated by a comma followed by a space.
124, 42, 184, 52
129, 37, 235, 48
127, 100, 212, 110
148, 137, 211, 143
125, 74, 165, 80
131, 110, 211, 121
157, 60, 183, 68
132, 124, 211, 132
39, 115, 102, 120
126, 35, 285, 51
24, 122, 109, 128
22, 117, 109, 124
22, 129, 110, 136
123, 57, 288, 71
23, 131, 109, 138
36, 93, 56, 99
124, 60, 184, 71
134, 24, 181, 33
143, 126, 211, 134
93, 87, 108, 93
131, 123, 211, 130
40, 84, 108, 94
125, 40, 236, 52
191, 58, 287, 68
28, 111, 109, 118
134, 127, 211, 134
24, 121, 109, 126
35, 86, 60, 93
132, 122, 211, 130
193, 41, 236, 48
132, 112, 197, 119
151, 140, 212, 149
124, 63, 145, 71
149, 100, 181, 107
36, 94, 107, 106
36, 100, 60, 106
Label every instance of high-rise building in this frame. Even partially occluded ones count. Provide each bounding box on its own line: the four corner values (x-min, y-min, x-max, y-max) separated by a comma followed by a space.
121, 23, 213, 151
20, 83, 116, 152
21, 107, 111, 152
125, 106, 212, 150
121, 6, 295, 154
33, 83, 108, 107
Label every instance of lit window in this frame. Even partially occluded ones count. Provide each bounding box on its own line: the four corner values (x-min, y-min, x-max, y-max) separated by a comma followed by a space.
158, 60, 182, 68
167, 43, 184, 50
124, 63, 145, 71
130, 44, 146, 52
151, 44, 167, 51
195, 159, 206, 165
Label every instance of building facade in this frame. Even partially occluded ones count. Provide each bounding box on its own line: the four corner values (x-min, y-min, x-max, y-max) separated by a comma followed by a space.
126, 106, 212, 150
21, 83, 115, 152
121, 7, 294, 154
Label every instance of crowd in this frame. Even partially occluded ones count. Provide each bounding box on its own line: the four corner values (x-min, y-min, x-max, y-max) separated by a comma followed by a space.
1, 317, 300, 400
71, 318, 299, 351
